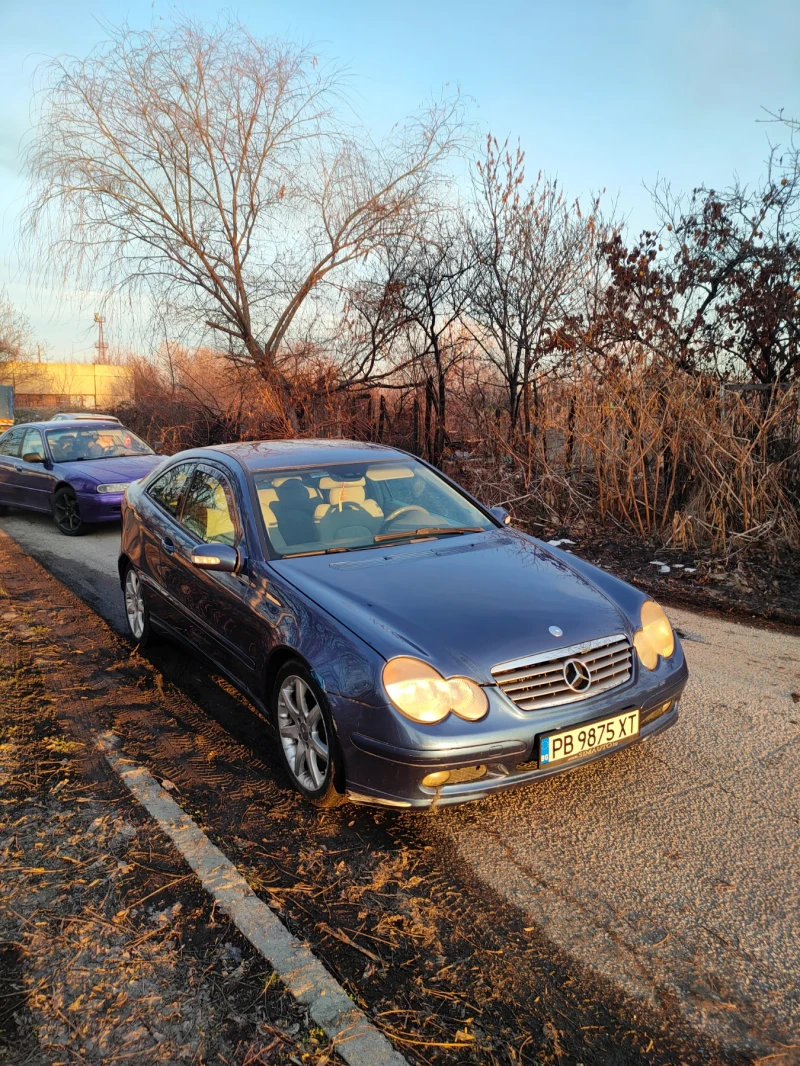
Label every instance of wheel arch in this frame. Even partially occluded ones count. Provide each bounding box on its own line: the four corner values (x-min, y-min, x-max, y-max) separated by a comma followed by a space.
118, 552, 132, 589
262, 645, 314, 709
51, 480, 76, 510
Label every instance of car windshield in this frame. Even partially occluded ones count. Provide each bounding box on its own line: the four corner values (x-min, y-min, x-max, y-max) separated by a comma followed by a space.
254, 459, 495, 557
46, 426, 153, 462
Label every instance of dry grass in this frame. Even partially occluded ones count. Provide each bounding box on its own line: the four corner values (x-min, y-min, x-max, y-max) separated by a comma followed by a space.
0, 598, 339, 1066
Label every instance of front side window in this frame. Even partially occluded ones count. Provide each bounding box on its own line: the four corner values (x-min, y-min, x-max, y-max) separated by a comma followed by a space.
20, 429, 45, 462
180, 469, 239, 547
0, 428, 25, 457
147, 462, 195, 517
254, 459, 494, 557
46, 426, 152, 462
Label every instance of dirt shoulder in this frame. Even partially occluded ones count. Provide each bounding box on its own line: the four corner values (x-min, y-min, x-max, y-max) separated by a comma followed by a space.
0, 531, 750, 1066
532, 522, 800, 632
0, 557, 338, 1064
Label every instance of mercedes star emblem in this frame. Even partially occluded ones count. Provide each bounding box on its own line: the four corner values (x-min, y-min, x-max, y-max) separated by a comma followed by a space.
563, 657, 592, 692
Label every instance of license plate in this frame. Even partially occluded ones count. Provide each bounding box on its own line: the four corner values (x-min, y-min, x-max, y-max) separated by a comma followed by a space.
539, 709, 640, 766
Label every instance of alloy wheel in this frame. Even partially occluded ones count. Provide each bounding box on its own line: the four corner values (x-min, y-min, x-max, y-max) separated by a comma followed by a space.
277, 675, 330, 791
124, 568, 146, 640
54, 491, 82, 534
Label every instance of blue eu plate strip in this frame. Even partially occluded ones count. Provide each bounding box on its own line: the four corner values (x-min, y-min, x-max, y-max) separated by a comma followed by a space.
540, 737, 550, 764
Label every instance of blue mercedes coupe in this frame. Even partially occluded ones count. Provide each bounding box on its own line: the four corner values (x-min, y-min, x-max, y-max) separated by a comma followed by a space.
0, 420, 163, 535
119, 439, 688, 809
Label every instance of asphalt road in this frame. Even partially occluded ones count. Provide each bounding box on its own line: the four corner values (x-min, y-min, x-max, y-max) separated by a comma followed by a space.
2, 507, 798, 1058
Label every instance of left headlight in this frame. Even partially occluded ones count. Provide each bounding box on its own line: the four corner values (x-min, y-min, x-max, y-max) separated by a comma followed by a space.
634, 600, 675, 669
382, 657, 489, 724
96, 482, 131, 494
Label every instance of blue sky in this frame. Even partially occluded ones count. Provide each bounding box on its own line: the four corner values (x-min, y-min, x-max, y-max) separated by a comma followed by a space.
1, 0, 799, 357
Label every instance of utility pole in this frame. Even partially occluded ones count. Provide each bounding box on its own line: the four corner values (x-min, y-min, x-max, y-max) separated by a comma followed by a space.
94, 312, 108, 364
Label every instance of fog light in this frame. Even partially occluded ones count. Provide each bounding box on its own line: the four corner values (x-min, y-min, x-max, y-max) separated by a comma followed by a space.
422, 770, 451, 787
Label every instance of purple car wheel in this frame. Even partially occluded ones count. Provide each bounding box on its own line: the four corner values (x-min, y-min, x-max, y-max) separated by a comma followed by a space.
273, 663, 345, 807
53, 486, 85, 536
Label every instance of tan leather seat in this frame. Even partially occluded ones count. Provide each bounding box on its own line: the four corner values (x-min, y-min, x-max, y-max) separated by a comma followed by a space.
257, 487, 288, 552
314, 477, 383, 542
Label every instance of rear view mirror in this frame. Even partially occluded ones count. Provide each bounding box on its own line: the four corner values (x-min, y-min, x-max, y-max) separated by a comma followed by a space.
489, 505, 512, 526
190, 543, 239, 573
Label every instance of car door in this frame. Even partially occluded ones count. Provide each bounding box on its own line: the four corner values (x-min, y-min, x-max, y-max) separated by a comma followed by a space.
138, 460, 197, 623
0, 428, 26, 506
15, 429, 56, 512
165, 463, 262, 686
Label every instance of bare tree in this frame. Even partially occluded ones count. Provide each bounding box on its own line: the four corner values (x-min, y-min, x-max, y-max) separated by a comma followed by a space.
0, 289, 33, 364
466, 137, 603, 436
23, 17, 464, 422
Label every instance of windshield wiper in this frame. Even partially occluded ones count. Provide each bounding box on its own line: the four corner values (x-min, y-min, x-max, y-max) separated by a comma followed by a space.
374, 526, 484, 543
281, 546, 352, 558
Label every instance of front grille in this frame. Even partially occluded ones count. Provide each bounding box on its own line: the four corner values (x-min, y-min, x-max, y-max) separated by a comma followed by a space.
492, 634, 632, 711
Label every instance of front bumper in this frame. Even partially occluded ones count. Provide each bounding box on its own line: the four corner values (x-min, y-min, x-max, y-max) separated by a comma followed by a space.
332, 656, 688, 808
75, 491, 125, 524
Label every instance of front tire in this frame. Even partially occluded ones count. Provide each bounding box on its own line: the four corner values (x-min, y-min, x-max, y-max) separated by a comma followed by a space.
123, 565, 152, 647
272, 661, 346, 808
53, 487, 85, 536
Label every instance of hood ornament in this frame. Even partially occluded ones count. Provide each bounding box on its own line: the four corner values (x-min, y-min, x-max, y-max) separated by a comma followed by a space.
549, 625, 563, 638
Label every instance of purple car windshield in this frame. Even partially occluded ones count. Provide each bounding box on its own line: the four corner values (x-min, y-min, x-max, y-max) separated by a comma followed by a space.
47, 426, 153, 462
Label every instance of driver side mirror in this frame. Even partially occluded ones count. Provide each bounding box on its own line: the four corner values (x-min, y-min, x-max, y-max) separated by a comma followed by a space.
489, 505, 512, 526
190, 543, 239, 573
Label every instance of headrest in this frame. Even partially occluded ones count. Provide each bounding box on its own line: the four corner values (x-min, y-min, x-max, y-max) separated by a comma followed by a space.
328, 483, 366, 506
276, 479, 312, 505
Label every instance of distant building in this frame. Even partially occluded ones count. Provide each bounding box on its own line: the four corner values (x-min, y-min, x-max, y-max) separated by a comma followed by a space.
0, 362, 134, 412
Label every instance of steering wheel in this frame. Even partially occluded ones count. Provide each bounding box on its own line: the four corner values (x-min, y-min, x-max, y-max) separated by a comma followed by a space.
380, 505, 431, 532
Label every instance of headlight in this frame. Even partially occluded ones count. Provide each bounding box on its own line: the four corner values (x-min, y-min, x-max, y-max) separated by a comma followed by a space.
96, 482, 130, 494
382, 657, 489, 724
633, 600, 675, 669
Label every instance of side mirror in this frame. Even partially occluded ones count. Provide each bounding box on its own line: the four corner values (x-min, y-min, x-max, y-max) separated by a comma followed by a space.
489, 505, 512, 526
22, 453, 44, 464
190, 543, 239, 573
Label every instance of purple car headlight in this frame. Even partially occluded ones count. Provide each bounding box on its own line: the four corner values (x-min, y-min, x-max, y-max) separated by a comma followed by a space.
96, 482, 131, 494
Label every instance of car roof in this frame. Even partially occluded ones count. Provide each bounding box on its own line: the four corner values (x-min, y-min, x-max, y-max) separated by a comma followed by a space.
6, 419, 123, 431
51, 412, 120, 421
190, 438, 411, 473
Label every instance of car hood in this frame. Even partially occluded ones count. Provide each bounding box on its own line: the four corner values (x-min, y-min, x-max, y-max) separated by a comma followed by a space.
55, 454, 162, 486
272, 529, 631, 682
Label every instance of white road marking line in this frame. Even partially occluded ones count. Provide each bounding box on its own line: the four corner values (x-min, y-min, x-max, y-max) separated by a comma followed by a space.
97, 732, 407, 1066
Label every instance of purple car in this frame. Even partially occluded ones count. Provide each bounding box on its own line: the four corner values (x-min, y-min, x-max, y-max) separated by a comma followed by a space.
0, 419, 163, 535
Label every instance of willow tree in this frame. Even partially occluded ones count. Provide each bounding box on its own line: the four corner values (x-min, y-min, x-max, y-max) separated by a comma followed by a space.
23, 17, 463, 419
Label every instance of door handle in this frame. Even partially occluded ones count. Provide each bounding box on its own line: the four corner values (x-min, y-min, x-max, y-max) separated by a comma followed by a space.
161, 536, 175, 555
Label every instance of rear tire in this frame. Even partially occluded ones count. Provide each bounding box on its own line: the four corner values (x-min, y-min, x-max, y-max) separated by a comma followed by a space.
123, 565, 152, 647
271, 661, 346, 808
53, 487, 85, 536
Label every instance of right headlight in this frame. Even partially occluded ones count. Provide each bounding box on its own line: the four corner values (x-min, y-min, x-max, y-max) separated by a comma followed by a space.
382, 657, 489, 724
633, 600, 675, 670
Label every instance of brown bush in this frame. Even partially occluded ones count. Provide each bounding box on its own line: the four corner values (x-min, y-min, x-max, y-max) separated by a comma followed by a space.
114, 348, 800, 558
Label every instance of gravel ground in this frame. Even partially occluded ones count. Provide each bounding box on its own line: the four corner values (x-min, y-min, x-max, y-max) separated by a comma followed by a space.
437, 608, 800, 1058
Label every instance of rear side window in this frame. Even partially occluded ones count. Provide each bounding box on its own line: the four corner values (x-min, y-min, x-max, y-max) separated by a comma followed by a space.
147, 462, 194, 517
0, 428, 24, 457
